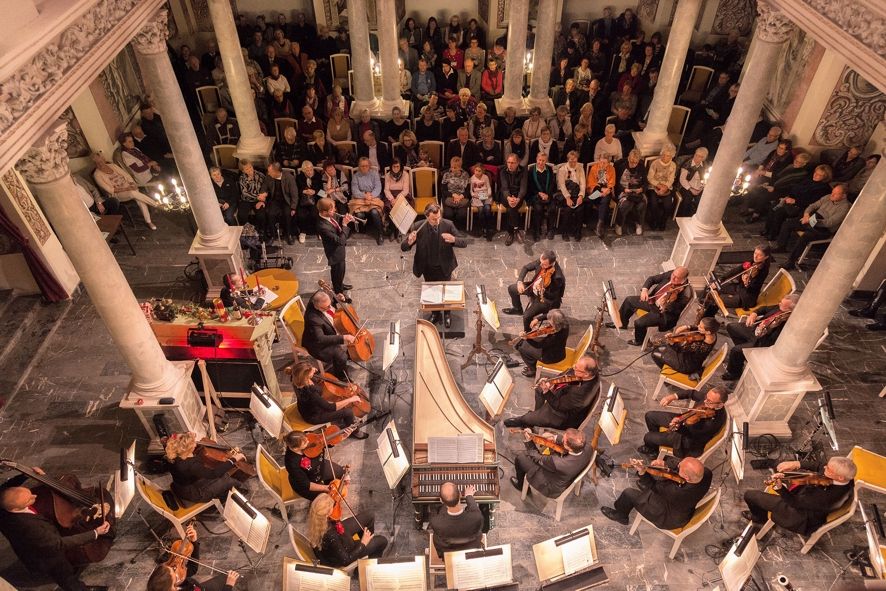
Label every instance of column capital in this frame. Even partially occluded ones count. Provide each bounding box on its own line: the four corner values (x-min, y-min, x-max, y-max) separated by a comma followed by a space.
132, 9, 170, 55
16, 123, 70, 184
755, 1, 796, 43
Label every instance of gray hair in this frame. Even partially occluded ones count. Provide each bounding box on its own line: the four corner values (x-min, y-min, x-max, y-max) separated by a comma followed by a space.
784, 293, 800, 307
828, 456, 857, 481
660, 142, 676, 157
547, 309, 568, 331
695, 147, 709, 159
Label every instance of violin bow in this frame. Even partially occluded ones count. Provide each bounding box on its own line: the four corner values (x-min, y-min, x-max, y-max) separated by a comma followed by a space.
319, 431, 364, 530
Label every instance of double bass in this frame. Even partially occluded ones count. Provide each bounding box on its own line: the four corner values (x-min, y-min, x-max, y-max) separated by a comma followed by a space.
318, 280, 376, 361
0, 460, 115, 565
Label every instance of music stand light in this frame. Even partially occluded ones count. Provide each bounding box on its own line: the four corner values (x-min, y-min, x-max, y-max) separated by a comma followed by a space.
377, 420, 410, 490
382, 320, 401, 372
113, 441, 136, 518
250, 383, 283, 438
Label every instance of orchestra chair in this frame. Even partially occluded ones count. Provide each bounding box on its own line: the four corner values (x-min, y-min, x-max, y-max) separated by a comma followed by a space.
427, 532, 487, 587
731, 268, 796, 317
289, 524, 359, 575
135, 473, 222, 539
796, 235, 834, 267
652, 343, 727, 400
212, 144, 239, 172
278, 295, 306, 349
848, 446, 886, 495
536, 323, 595, 380
274, 117, 298, 142
419, 140, 445, 170
412, 167, 439, 216
630, 487, 721, 559
329, 53, 351, 91
282, 400, 329, 436
656, 408, 731, 465
196, 85, 221, 119
490, 200, 531, 233
754, 486, 858, 554
678, 66, 715, 105
256, 445, 303, 522
638, 285, 697, 350
521, 451, 596, 522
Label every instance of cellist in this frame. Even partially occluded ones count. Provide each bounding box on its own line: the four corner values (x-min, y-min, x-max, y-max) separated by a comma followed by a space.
288, 361, 368, 439
284, 431, 346, 501
636, 387, 728, 459
146, 524, 240, 591
302, 290, 353, 379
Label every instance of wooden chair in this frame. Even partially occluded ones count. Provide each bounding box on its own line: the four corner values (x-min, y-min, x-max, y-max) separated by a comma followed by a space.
630, 487, 721, 559
419, 140, 445, 170
288, 524, 359, 574
256, 444, 303, 522
334, 140, 357, 165
731, 268, 796, 316
657, 408, 731, 465
212, 144, 239, 171
679, 66, 715, 104
330, 53, 351, 91
278, 295, 306, 347
755, 486, 858, 554
490, 202, 531, 232
412, 167, 439, 216
135, 473, 222, 539
667, 105, 692, 150
521, 451, 596, 522
652, 344, 728, 400
274, 117, 298, 142
796, 236, 834, 267
196, 86, 221, 119
536, 323, 595, 379
848, 446, 886, 495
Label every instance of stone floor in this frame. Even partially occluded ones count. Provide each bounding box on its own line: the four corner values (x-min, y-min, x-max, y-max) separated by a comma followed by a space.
0, 205, 883, 591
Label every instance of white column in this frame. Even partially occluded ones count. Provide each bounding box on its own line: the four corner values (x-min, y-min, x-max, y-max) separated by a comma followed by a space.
733, 160, 886, 437
133, 10, 245, 297
16, 124, 205, 445
633, 0, 703, 156
206, 0, 274, 163
665, 2, 795, 283
376, 0, 409, 115
496, 0, 529, 114
348, 0, 380, 117
526, 0, 558, 117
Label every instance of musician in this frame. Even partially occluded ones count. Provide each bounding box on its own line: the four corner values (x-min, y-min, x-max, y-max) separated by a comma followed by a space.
429, 483, 485, 557
503, 251, 567, 332
306, 493, 388, 566
742, 456, 856, 535
651, 317, 719, 377
701, 245, 771, 318
515, 309, 569, 377
637, 387, 728, 458
722, 294, 798, 381
317, 198, 356, 296
302, 290, 354, 379
401, 203, 468, 328
165, 432, 244, 503
146, 524, 240, 591
600, 457, 712, 528
0, 468, 112, 591
504, 353, 599, 430
612, 267, 691, 346
288, 360, 368, 439
510, 428, 592, 497
284, 431, 346, 501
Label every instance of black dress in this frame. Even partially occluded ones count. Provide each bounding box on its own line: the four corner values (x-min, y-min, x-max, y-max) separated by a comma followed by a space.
284, 448, 342, 501
315, 515, 387, 566
168, 456, 238, 503
295, 383, 355, 428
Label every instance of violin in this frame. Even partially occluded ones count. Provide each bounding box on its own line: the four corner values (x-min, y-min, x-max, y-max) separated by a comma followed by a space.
327, 465, 351, 522
508, 428, 567, 455
621, 460, 687, 485
653, 282, 688, 312
318, 279, 376, 361
195, 439, 257, 482
668, 407, 717, 431
317, 372, 371, 417
653, 330, 705, 347
535, 373, 585, 389
509, 321, 557, 346
716, 259, 767, 290
164, 537, 194, 583
534, 266, 556, 302
764, 471, 834, 488
301, 417, 368, 458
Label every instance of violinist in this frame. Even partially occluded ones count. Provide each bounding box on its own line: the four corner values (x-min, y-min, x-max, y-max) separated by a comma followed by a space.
146, 524, 240, 591
306, 492, 388, 567
637, 387, 728, 458
317, 197, 356, 296
166, 432, 244, 503
503, 251, 566, 332
611, 267, 690, 346
302, 290, 354, 379
428, 483, 484, 558
600, 457, 712, 528
288, 361, 368, 439
0, 467, 112, 591
701, 245, 771, 318
515, 309, 569, 378
742, 456, 856, 535
651, 317, 719, 377
504, 353, 599, 430
510, 428, 592, 498
721, 294, 798, 381
284, 431, 345, 501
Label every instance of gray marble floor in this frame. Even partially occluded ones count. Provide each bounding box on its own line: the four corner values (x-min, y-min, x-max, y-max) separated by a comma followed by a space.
0, 207, 883, 591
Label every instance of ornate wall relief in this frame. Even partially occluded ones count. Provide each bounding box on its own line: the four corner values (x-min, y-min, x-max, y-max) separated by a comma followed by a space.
59, 108, 92, 159
812, 67, 886, 148
799, 0, 886, 59
497, 0, 539, 28
1, 171, 51, 246
765, 28, 819, 125
99, 47, 146, 130
191, 0, 238, 32
637, 0, 659, 24
712, 0, 755, 36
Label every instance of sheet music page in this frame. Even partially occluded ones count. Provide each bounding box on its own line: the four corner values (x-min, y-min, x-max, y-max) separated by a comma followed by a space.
420, 284, 444, 305
223, 496, 269, 554
611, 393, 625, 426
244, 519, 269, 553
479, 383, 504, 416
367, 562, 425, 591
287, 568, 351, 591
390, 194, 419, 234
457, 433, 484, 463
599, 414, 619, 447
428, 436, 460, 463
249, 393, 283, 438
454, 550, 512, 589
443, 283, 464, 302
559, 536, 593, 575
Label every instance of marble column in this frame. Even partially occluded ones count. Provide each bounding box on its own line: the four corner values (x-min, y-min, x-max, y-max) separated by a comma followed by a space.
633, 0, 703, 156
665, 2, 795, 284
733, 160, 886, 437
526, 0, 558, 117
133, 10, 245, 297
347, 0, 380, 118
496, 0, 529, 115
16, 124, 206, 446
376, 0, 409, 115
206, 0, 274, 164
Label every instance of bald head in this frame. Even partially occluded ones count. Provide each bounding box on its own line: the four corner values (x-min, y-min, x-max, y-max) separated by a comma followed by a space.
678, 457, 705, 483
671, 266, 689, 284
1, 487, 36, 512
440, 482, 460, 507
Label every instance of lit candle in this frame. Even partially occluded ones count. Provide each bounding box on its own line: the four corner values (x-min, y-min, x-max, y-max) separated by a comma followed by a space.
154, 192, 161, 202
158, 184, 164, 194
171, 178, 178, 186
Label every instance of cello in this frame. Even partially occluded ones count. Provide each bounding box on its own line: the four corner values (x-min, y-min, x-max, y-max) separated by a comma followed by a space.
0, 460, 115, 565
195, 439, 257, 482
317, 373, 371, 417
318, 280, 376, 361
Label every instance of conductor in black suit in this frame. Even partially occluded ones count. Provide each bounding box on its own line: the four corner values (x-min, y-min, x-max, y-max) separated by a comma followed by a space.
316, 198, 355, 295
510, 428, 593, 497
504, 354, 599, 430
302, 290, 354, 379
503, 251, 567, 332
428, 483, 485, 558
742, 456, 856, 535
612, 266, 691, 346
0, 469, 112, 591
637, 387, 728, 458
401, 203, 467, 328
601, 457, 712, 528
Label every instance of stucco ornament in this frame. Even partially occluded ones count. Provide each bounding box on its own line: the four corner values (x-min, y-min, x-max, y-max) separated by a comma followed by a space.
132, 10, 171, 55
755, 1, 796, 43
16, 125, 70, 184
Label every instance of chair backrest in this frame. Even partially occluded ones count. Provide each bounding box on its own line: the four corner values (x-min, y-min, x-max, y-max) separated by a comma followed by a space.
279, 295, 306, 345
697, 344, 728, 387
275, 117, 299, 142
256, 444, 287, 499
668, 105, 691, 138
605, 115, 616, 127
700, 409, 731, 461
686, 66, 715, 95
112, 147, 126, 171
825, 487, 857, 523
213, 144, 239, 171
848, 446, 886, 494
572, 323, 595, 358
330, 53, 351, 89
412, 167, 438, 201
674, 487, 721, 533
136, 473, 171, 512
419, 140, 445, 170
196, 86, 221, 118
288, 524, 318, 562
759, 268, 796, 307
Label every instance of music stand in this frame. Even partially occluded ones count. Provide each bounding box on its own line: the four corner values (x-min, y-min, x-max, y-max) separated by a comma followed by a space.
598, 385, 627, 446
445, 545, 514, 591
223, 489, 271, 570
390, 194, 419, 235
420, 281, 466, 340
377, 421, 410, 536
602, 281, 621, 332
284, 557, 351, 591
358, 556, 428, 591
478, 358, 514, 422
382, 320, 401, 372
533, 525, 601, 584
717, 522, 760, 591
462, 285, 498, 369
860, 504, 885, 579
249, 383, 284, 438
112, 441, 137, 519
729, 419, 749, 484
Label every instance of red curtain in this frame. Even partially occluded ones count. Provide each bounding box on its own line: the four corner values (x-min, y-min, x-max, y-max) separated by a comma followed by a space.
0, 206, 69, 302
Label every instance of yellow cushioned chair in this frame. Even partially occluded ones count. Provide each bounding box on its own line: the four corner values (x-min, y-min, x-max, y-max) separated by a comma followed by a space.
289, 524, 359, 574
652, 344, 727, 400
629, 487, 721, 559
256, 444, 304, 522
536, 323, 595, 379
412, 167, 439, 217
135, 473, 222, 539
849, 446, 886, 494
732, 268, 796, 317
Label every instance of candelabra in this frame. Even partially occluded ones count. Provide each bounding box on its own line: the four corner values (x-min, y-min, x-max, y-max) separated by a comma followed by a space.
731, 167, 752, 195
152, 177, 191, 213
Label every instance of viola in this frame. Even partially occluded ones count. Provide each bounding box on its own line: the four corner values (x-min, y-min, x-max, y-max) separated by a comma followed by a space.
653, 282, 688, 312
764, 472, 833, 488
195, 439, 257, 482
621, 461, 687, 485
317, 373, 371, 417
507, 428, 567, 455
318, 279, 376, 361
536, 373, 585, 389
653, 330, 706, 347
164, 537, 194, 583
668, 407, 717, 431
301, 417, 368, 458
509, 321, 557, 346
327, 465, 351, 522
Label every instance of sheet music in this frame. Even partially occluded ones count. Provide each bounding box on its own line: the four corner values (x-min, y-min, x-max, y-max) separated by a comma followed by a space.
390, 194, 418, 234
610, 393, 625, 426
453, 549, 512, 589
367, 563, 424, 591
559, 536, 593, 575
249, 392, 283, 437
223, 493, 270, 554
420, 284, 444, 305
479, 383, 504, 415
443, 284, 464, 302
250, 286, 278, 306
286, 565, 350, 591
377, 421, 410, 489
428, 434, 484, 463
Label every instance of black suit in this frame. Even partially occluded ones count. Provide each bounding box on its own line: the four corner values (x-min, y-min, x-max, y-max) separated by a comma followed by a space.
725, 306, 787, 375
507, 260, 566, 331
400, 219, 467, 281
211, 171, 240, 225
514, 436, 593, 497
258, 171, 300, 240
614, 467, 713, 530
510, 373, 599, 430
302, 303, 348, 378
446, 139, 480, 170
643, 389, 727, 458
619, 271, 691, 342
357, 142, 392, 173
428, 495, 485, 557
0, 475, 95, 591
317, 216, 351, 293
517, 313, 569, 372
